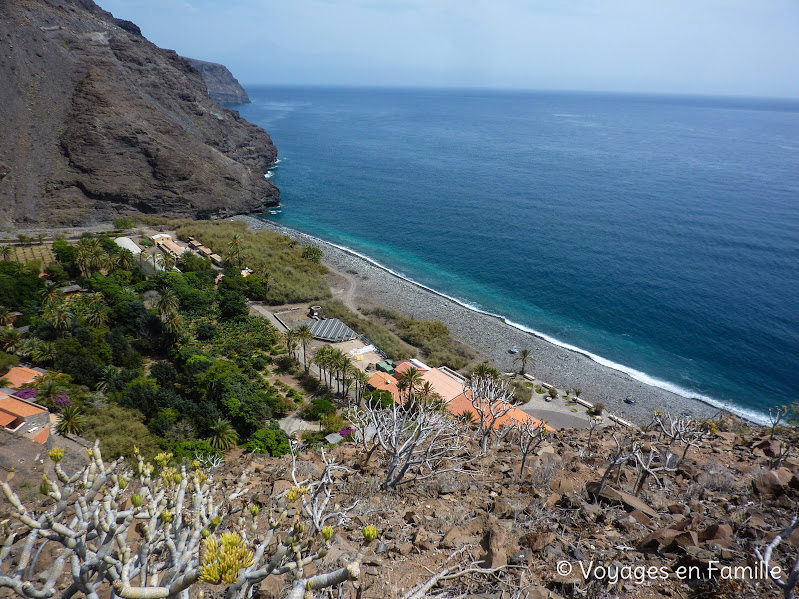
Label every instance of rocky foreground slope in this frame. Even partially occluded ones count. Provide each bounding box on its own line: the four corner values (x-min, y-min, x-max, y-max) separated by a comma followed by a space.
0, 0, 278, 225
3, 417, 796, 599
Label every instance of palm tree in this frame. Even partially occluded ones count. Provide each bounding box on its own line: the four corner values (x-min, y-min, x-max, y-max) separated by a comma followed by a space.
297, 324, 314, 372
155, 289, 180, 318
0, 246, 11, 261
16, 338, 38, 360
57, 406, 86, 436
162, 311, 185, 341
514, 349, 533, 375
160, 251, 176, 272
206, 418, 238, 450
283, 329, 299, 361
95, 365, 119, 392
116, 248, 135, 271
312, 346, 332, 388
396, 366, 423, 404
36, 377, 62, 403
48, 305, 74, 335
340, 357, 355, 401
227, 234, 245, 268
74, 237, 102, 276
31, 340, 55, 365
1, 329, 21, 353
328, 348, 347, 395
0, 306, 11, 327
40, 284, 63, 309
86, 303, 108, 328
473, 362, 500, 380
353, 369, 369, 406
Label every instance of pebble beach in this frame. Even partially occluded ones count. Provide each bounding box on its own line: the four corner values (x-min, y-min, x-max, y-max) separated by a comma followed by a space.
233, 215, 724, 427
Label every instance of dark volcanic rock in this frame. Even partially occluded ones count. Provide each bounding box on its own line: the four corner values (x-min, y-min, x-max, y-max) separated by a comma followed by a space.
185, 58, 251, 105
0, 0, 278, 225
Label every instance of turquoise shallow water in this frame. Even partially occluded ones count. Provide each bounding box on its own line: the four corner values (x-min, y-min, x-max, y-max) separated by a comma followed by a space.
236, 87, 799, 420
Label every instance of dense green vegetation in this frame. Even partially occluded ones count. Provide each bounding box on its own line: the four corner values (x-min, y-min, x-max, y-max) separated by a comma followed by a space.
0, 231, 302, 461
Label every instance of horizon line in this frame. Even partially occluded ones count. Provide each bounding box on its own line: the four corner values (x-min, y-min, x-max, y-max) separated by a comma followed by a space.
236, 82, 799, 103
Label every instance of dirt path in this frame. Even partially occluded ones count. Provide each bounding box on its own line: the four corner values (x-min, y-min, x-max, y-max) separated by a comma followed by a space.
327, 269, 360, 313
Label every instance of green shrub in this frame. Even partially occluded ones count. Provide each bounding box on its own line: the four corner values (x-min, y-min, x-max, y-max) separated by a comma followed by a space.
0, 350, 19, 374
243, 425, 291, 456
321, 412, 345, 435
509, 379, 533, 404
301, 397, 336, 421
82, 404, 160, 460
170, 439, 223, 463
113, 216, 139, 230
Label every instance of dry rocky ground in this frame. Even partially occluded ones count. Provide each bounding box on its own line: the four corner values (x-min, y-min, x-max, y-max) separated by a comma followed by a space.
1, 417, 797, 599
199, 418, 799, 599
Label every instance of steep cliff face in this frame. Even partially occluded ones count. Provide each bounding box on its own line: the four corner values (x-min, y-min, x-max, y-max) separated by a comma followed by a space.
186, 58, 251, 105
0, 0, 278, 225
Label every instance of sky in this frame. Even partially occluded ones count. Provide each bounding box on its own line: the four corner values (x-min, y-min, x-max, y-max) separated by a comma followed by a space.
96, 0, 799, 98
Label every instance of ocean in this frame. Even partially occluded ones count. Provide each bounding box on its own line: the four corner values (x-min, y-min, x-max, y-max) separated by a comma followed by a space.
236, 87, 799, 421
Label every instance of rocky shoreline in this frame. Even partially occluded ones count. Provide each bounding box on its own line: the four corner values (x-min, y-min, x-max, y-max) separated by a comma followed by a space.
233, 215, 728, 427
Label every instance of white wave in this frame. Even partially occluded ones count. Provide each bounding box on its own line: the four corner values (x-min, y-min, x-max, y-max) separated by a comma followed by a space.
251, 217, 771, 425
264, 171, 274, 179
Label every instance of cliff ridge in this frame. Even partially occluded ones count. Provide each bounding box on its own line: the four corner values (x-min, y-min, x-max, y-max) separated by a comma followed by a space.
0, 0, 278, 225
185, 58, 251, 105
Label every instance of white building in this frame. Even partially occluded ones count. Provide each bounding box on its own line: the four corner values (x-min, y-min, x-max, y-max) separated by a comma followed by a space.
114, 237, 142, 255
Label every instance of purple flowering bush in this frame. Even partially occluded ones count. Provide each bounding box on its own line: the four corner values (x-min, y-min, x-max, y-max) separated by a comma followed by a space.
339, 426, 355, 438
52, 392, 72, 412
14, 388, 37, 400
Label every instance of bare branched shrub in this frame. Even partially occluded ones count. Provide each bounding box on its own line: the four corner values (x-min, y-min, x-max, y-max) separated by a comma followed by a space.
755, 516, 799, 599
345, 398, 466, 490
0, 444, 373, 599
463, 376, 515, 455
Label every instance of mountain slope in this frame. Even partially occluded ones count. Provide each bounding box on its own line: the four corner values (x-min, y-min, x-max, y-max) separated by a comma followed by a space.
0, 0, 278, 225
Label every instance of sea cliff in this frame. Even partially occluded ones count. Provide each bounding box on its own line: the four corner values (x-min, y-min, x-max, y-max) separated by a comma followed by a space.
0, 0, 278, 225
185, 58, 251, 105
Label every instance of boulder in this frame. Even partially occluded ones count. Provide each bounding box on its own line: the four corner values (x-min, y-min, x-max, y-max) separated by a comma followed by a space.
638, 528, 681, 552
586, 482, 657, 518
753, 468, 792, 498
440, 526, 471, 549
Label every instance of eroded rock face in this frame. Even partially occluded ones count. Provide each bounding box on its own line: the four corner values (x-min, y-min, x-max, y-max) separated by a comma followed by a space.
0, 0, 278, 225
185, 58, 251, 105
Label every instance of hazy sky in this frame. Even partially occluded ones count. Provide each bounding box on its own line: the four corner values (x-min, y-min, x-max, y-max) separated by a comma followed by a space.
97, 0, 799, 97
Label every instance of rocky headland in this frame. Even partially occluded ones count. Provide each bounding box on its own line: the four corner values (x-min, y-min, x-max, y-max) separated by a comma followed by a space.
0, 0, 278, 226
185, 58, 251, 105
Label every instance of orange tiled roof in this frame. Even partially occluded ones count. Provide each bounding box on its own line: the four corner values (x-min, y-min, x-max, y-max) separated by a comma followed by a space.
393, 361, 414, 375
446, 392, 554, 432
0, 411, 16, 427
368, 372, 400, 403
31, 427, 50, 444
420, 368, 464, 403
2, 366, 42, 389
0, 395, 47, 418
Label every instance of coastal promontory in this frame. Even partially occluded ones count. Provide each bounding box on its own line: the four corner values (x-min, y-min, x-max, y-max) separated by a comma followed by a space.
185, 58, 251, 105
0, 0, 278, 225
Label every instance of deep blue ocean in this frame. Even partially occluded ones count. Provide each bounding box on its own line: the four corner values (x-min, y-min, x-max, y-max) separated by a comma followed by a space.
236, 87, 799, 421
